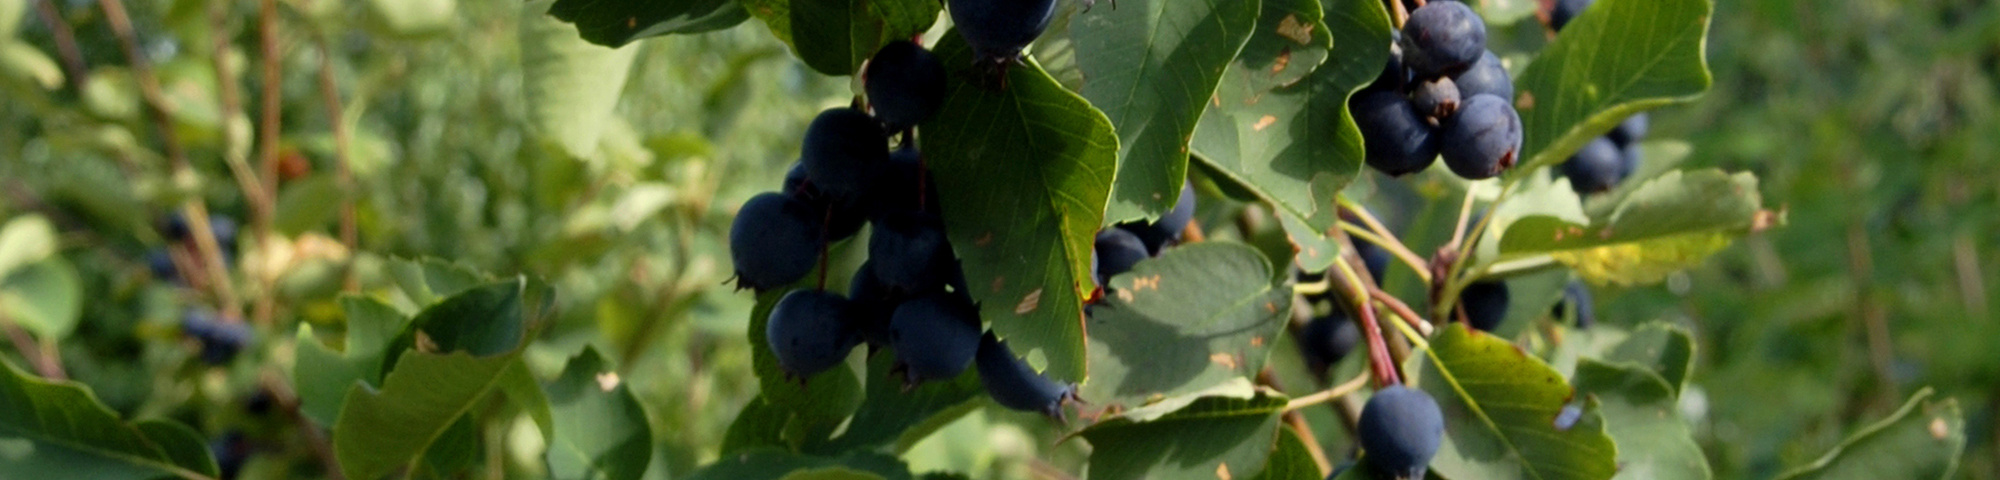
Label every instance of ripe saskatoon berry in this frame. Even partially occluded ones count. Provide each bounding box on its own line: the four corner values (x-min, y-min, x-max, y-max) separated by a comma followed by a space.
1410, 77, 1462, 121
1352, 90, 1439, 176
146, 249, 178, 281
865, 41, 948, 131
975, 332, 1078, 420
1609, 113, 1649, 146
182, 310, 251, 365
1299, 310, 1359, 371
1373, 39, 1409, 91
1400, 1, 1487, 77
1452, 50, 1512, 101
1549, 0, 1592, 31
867, 145, 940, 221
889, 293, 982, 386
868, 211, 955, 293
1093, 228, 1149, 288
1554, 280, 1596, 329
784, 162, 867, 240
948, 0, 1059, 62
1459, 280, 1510, 332
1125, 182, 1196, 254
1358, 385, 1445, 480
801, 108, 890, 203
729, 193, 826, 291
766, 290, 862, 378
1439, 94, 1522, 180
1560, 137, 1624, 193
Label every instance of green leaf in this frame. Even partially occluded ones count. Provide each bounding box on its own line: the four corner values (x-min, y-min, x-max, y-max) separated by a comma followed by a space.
296, 296, 411, 425
788, 0, 938, 76
747, 287, 863, 446
812, 347, 982, 454
1082, 243, 1291, 407
1075, 387, 1288, 480
1500, 170, 1774, 286
133, 420, 221, 479
686, 448, 917, 480
721, 396, 790, 454
1066, 0, 1260, 223
1604, 322, 1695, 395
0, 257, 81, 339
413, 415, 480, 478
1509, 0, 1713, 177
0, 0, 24, 39
365, 0, 456, 37
544, 347, 651, 480
274, 175, 345, 236
525, 1, 642, 160
0, 360, 216, 480
546, 0, 749, 47
1471, 0, 1538, 27
1776, 388, 1965, 480
0, 41, 63, 90
380, 278, 553, 376
920, 33, 1120, 383
1572, 360, 1711, 480
1189, 0, 1386, 238
1249, 427, 1322, 480
1406, 324, 1619, 480
332, 351, 526, 480
0, 215, 57, 279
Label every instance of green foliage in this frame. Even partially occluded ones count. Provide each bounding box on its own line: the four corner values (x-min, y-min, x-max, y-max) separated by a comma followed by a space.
1510, 0, 1713, 176
1775, 388, 1965, 480
1406, 324, 1619, 480
1082, 243, 1291, 407
0, 360, 218, 479
1075, 383, 1289, 480
544, 347, 652, 480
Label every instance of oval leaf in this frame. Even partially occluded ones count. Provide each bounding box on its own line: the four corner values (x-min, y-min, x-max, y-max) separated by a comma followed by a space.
1776, 388, 1965, 480
1083, 243, 1291, 407
1406, 324, 1619, 480
1509, 0, 1713, 177
1076, 388, 1289, 480
788, 0, 938, 76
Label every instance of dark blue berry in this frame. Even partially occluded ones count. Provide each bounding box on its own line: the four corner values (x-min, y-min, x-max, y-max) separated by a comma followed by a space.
889, 293, 982, 386
1353, 90, 1439, 176
1410, 77, 1462, 120
729, 192, 826, 291
766, 290, 862, 378
1549, 0, 1592, 31
1608, 113, 1649, 146
1093, 228, 1149, 288
1560, 137, 1624, 193
868, 212, 955, 293
1358, 385, 1445, 480
1459, 280, 1509, 332
1451, 50, 1511, 101
1400, 1, 1487, 77
865, 41, 948, 130
1299, 310, 1358, 372
948, 0, 1059, 62
975, 332, 1076, 421
1439, 94, 1522, 180
801, 108, 890, 204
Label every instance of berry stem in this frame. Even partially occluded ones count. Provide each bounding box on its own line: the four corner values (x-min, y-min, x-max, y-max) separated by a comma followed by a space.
1370, 285, 1433, 337
1389, 0, 1409, 29
1336, 198, 1431, 284
1334, 256, 1402, 387
1283, 370, 1371, 412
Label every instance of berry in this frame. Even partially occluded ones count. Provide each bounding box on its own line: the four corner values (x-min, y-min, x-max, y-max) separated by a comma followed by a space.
1093, 228, 1149, 287
1299, 310, 1359, 371
766, 290, 862, 378
1357, 385, 1445, 480
1399, 1, 1487, 77
1439, 93, 1522, 180
1125, 182, 1196, 254
146, 249, 177, 280
1554, 280, 1596, 329
801, 108, 890, 204
1410, 77, 1462, 120
181, 310, 251, 365
1372, 38, 1409, 91
864, 41, 948, 130
1560, 137, 1624, 193
784, 162, 867, 240
1549, 0, 1592, 31
1459, 280, 1509, 332
868, 211, 955, 293
1620, 143, 1643, 181
1452, 50, 1512, 101
1352, 90, 1439, 176
975, 332, 1077, 420
889, 293, 983, 386
948, 0, 1059, 62
1609, 113, 1649, 146
211, 431, 253, 479
847, 262, 902, 346
729, 192, 826, 291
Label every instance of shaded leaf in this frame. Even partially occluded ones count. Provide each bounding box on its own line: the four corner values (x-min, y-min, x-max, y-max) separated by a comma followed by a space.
1604, 322, 1695, 395
379, 278, 553, 376
386, 257, 488, 306
525, 1, 642, 160
686, 448, 916, 480
544, 347, 651, 480
788, 0, 938, 76
1776, 388, 1965, 480
0, 360, 215, 480
1406, 324, 1619, 480
1082, 243, 1291, 408
1249, 427, 1323, 480
546, 0, 749, 47
919, 33, 1120, 383
747, 287, 864, 447
811, 347, 982, 454
295, 296, 410, 425
1076, 388, 1289, 480
1573, 360, 1711, 480
1067, 0, 1260, 223
0, 257, 80, 339
332, 352, 525, 480
1509, 0, 1713, 177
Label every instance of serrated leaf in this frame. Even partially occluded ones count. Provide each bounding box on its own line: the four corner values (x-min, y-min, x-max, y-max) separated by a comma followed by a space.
1604, 323, 1695, 395
0, 215, 56, 279
746, 287, 863, 446
544, 347, 651, 480
525, 1, 641, 160
811, 347, 982, 454
1190, 0, 1384, 239
1572, 360, 1711, 480
1076, 389, 1289, 480
686, 448, 917, 480
1406, 324, 1619, 480
0, 360, 216, 480
296, 296, 410, 425
546, 0, 749, 47
1082, 243, 1291, 407
1509, 0, 1713, 177
1776, 388, 1965, 480
788, 0, 938, 76
1067, 0, 1260, 223
1500, 170, 1772, 286
1249, 427, 1322, 480
333, 352, 527, 480
380, 278, 553, 376
387, 257, 489, 306
919, 33, 1119, 383
0, 257, 81, 339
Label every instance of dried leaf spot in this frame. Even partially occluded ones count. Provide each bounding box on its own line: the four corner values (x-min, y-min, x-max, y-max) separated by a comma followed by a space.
1263, 302, 1276, 314
1253, 115, 1278, 131
976, 232, 996, 247
1249, 336, 1265, 347
1214, 463, 1232, 480
1209, 353, 1238, 369
1275, 14, 1313, 45
1015, 288, 1043, 314
1516, 91, 1535, 110
1131, 274, 1162, 292
414, 331, 439, 353
595, 372, 621, 392
1116, 288, 1136, 303
626, 17, 637, 29
989, 276, 1005, 293
1271, 49, 1290, 74
1930, 417, 1950, 439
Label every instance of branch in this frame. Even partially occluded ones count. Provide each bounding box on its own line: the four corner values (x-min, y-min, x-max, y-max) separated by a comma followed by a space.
2, 320, 65, 380
31, 0, 87, 91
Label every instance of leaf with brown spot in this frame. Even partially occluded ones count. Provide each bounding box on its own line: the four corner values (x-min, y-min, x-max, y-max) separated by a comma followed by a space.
1084, 244, 1291, 408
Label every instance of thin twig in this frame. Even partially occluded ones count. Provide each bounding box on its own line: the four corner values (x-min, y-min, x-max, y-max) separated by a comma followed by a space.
1369, 286, 1433, 337
1389, 0, 1409, 30
1284, 371, 1370, 412
208, 4, 274, 228
1337, 221, 1431, 284
2, 320, 66, 380
1333, 258, 1400, 387
32, 0, 87, 91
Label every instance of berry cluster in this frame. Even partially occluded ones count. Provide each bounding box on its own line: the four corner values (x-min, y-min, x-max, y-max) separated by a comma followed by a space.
1353, 1, 1521, 180
1091, 182, 1195, 288
731, 39, 1077, 420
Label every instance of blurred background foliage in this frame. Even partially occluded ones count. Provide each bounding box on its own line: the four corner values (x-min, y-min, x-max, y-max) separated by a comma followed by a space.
0, 0, 1995, 478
